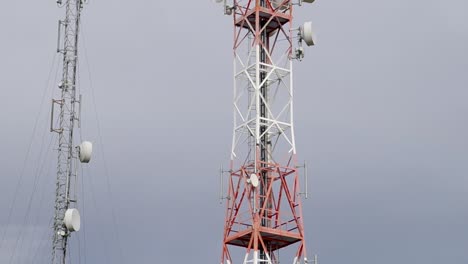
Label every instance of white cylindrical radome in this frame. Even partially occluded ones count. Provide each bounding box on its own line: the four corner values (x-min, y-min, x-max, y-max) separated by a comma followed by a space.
300, 21, 315, 46
79, 141, 93, 163
64, 208, 81, 232
250, 174, 259, 188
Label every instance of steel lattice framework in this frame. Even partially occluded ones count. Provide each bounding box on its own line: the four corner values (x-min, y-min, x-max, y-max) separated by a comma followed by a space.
221, 1, 308, 264
51, 1, 84, 263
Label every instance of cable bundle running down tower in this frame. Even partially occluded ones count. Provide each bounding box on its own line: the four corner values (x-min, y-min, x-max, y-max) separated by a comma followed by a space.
51, 0, 92, 263
216, 1, 316, 264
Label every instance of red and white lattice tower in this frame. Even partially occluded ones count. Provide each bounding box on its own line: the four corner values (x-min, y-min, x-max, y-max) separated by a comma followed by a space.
218, 1, 316, 264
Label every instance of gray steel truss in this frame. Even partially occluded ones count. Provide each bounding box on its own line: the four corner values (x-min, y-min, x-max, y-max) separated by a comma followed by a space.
51, 1, 83, 263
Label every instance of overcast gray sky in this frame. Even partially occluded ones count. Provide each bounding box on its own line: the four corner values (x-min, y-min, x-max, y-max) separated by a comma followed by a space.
0, 0, 467, 263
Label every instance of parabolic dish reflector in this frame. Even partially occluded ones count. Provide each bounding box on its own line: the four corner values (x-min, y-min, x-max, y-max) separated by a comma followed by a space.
79, 141, 93, 163
300, 21, 315, 46
64, 208, 81, 232
250, 174, 259, 188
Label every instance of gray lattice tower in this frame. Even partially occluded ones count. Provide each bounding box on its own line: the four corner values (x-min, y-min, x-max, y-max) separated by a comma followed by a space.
51, 1, 86, 263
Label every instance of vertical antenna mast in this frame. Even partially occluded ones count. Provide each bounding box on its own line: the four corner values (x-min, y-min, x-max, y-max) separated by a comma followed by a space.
216, 1, 317, 264
51, 0, 92, 263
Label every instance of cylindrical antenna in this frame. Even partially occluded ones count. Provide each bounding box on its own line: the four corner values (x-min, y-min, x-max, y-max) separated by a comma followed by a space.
219, 166, 224, 202
305, 160, 308, 199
